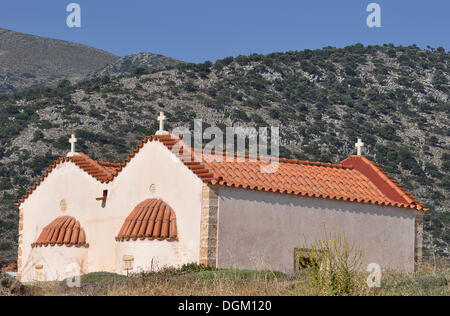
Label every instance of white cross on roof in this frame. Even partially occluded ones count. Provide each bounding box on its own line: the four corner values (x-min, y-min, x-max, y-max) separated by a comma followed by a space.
355, 138, 364, 156
67, 134, 78, 157
156, 111, 169, 135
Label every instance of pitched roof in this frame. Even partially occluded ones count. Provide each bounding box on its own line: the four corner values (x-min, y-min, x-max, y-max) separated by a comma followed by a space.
116, 198, 178, 242
72, 153, 122, 182
197, 150, 425, 211
341, 155, 423, 208
31, 216, 89, 248
17, 153, 122, 206
18, 134, 426, 211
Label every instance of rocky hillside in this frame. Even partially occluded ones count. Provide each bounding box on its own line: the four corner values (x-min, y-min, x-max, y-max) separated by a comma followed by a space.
0, 28, 120, 92
0, 44, 449, 261
93, 53, 182, 77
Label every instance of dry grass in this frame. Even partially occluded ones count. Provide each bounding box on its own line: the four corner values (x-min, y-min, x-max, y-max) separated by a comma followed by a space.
30, 269, 296, 296
3, 234, 448, 297
6, 261, 447, 296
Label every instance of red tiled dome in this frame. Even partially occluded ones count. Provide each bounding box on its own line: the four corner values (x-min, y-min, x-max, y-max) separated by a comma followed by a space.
116, 199, 178, 242
31, 216, 89, 248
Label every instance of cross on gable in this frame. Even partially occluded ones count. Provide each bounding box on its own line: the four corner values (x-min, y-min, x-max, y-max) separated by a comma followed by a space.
355, 138, 364, 156
156, 111, 169, 135
67, 134, 78, 157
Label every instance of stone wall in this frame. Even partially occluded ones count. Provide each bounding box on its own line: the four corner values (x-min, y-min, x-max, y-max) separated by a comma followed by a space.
200, 185, 219, 267
415, 214, 424, 270
17, 208, 24, 280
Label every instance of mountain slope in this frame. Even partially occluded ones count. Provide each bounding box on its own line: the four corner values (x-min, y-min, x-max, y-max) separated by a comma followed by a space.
0, 44, 448, 262
93, 53, 182, 77
0, 28, 120, 92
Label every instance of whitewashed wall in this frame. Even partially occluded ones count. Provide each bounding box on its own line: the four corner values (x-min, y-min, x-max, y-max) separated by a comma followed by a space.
216, 187, 418, 273
106, 141, 204, 273
20, 162, 101, 282
19, 140, 204, 282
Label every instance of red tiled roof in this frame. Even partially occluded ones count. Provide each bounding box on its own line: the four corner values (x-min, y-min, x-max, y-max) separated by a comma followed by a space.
31, 216, 89, 248
17, 153, 122, 206
199, 152, 426, 211
18, 134, 426, 211
341, 155, 423, 208
72, 153, 121, 182
116, 199, 178, 242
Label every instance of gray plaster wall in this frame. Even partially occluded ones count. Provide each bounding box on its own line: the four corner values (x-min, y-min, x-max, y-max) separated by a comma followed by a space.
217, 187, 418, 273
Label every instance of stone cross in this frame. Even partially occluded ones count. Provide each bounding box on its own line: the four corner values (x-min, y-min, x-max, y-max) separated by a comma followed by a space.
156, 111, 168, 135
355, 138, 364, 156
67, 134, 78, 157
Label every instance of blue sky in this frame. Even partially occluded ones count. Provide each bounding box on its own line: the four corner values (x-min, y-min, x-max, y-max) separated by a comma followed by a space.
0, 1, 449, 62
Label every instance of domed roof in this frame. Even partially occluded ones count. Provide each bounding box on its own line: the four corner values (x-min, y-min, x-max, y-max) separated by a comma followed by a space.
32, 216, 89, 248
116, 199, 178, 242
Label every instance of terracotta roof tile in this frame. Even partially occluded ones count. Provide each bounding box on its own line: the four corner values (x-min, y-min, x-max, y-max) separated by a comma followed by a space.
18, 134, 426, 212
71, 153, 121, 182
116, 198, 178, 242
17, 153, 122, 206
31, 216, 89, 248
341, 155, 426, 210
